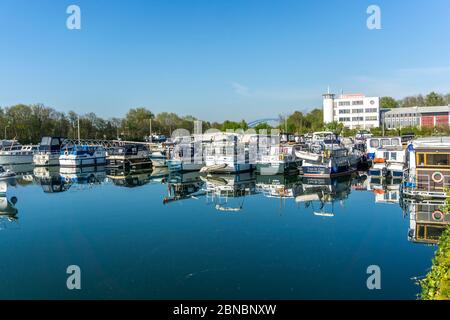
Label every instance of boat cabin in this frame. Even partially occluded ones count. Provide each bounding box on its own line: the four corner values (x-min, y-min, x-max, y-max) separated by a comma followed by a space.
366, 137, 402, 160
38, 137, 65, 153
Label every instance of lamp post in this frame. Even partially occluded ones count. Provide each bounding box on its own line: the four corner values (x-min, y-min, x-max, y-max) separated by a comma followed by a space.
4, 124, 10, 140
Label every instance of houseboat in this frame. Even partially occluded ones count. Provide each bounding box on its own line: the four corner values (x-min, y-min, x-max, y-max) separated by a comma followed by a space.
33, 136, 65, 167
403, 137, 450, 199
201, 134, 253, 174
255, 144, 301, 175
59, 145, 107, 167
107, 144, 151, 170
368, 145, 406, 178
0, 142, 38, 165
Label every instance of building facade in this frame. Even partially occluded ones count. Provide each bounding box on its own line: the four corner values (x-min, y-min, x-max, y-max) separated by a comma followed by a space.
323, 93, 380, 129
382, 106, 450, 129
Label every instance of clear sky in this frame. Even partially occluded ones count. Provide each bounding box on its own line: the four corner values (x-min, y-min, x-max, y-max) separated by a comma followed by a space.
0, 0, 449, 122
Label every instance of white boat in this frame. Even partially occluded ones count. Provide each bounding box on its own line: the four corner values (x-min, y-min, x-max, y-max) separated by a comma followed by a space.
368, 146, 406, 178
203, 134, 253, 173
366, 136, 401, 161
33, 137, 65, 167
0, 143, 37, 165
167, 140, 204, 172
256, 145, 301, 175
59, 145, 107, 167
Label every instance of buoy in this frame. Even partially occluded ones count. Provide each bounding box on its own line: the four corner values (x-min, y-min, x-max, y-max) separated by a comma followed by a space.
432, 172, 444, 183
432, 210, 444, 221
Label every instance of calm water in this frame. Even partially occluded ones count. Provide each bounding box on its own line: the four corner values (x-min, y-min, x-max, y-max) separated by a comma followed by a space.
0, 165, 437, 300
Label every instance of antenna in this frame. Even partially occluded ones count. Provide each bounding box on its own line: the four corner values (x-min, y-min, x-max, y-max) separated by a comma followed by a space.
327, 85, 330, 94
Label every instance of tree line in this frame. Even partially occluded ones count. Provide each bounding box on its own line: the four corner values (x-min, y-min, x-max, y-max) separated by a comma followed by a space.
380, 92, 450, 109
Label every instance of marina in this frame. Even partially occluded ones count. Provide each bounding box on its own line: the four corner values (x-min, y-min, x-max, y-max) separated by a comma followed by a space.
0, 130, 449, 299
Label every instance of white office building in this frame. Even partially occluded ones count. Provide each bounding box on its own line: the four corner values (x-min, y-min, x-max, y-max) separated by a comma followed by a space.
323, 92, 380, 129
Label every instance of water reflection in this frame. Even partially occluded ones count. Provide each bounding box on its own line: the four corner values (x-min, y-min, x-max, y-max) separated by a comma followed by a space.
0, 181, 19, 229
295, 176, 353, 217
203, 172, 257, 212
107, 168, 154, 188
163, 172, 205, 204
5, 164, 450, 249
33, 167, 71, 193
402, 198, 450, 245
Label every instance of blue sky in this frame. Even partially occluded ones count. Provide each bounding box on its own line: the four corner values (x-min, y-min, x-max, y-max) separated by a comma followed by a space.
0, 0, 449, 122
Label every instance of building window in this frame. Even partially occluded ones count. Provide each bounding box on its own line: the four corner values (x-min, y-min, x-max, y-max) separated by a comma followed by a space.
365, 108, 378, 113
339, 117, 351, 122
338, 101, 351, 106
339, 109, 351, 114
352, 117, 364, 122
366, 116, 378, 121
352, 100, 364, 106
352, 109, 364, 114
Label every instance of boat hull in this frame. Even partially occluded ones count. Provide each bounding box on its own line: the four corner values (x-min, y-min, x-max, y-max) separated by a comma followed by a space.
301, 165, 355, 178
167, 160, 204, 172
0, 154, 33, 165
59, 156, 107, 167
33, 153, 60, 167
256, 162, 299, 175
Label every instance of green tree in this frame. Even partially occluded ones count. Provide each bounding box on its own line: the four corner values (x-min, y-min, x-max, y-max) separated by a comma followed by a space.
380, 97, 399, 109
425, 92, 446, 106
124, 108, 154, 140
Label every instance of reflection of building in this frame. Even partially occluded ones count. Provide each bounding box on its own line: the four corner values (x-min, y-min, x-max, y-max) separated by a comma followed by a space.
404, 199, 450, 244
323, 92, 380, 129
255, 174, 302, 198
382, 106, 450, 129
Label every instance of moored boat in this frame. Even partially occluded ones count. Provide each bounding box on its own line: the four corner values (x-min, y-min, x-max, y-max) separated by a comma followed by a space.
59, 145, 107, 167
33, 137, 65, 167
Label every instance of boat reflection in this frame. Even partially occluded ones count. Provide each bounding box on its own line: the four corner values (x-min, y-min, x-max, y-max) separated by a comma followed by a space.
4, 163, 34, 186
33, 167, 71, 193
59, 166, 107, 187
203, 172, 257, 212
0, 181, 18, 228
163, 171, 205, 204
256, 174, 302, 199
107, 168, 155, 188
295, 176, 353, 217
403, 198, 450, 245
368, 176, 402, 205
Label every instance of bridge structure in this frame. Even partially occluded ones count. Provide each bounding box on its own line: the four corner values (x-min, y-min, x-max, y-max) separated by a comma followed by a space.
247, 118, 280, 128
